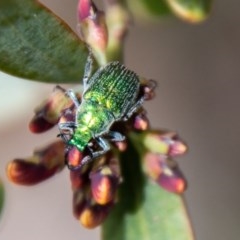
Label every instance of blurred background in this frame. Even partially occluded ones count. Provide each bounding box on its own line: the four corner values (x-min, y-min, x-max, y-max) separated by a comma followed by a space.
1, 0, 240, 239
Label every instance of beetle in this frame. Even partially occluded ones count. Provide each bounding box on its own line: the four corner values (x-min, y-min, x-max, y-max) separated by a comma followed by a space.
58, 55, 156, 170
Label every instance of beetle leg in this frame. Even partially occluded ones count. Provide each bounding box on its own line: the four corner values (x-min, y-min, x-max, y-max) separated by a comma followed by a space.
66, 137, 110, 171
65, 89, 80, 108
67, 154, 92, 171
106, 131, 125, 142
123, 97, 145, 121
122, 79, 157, 121
54, 85, 66, 93
58, 122, 76, 142
83, 52, 93, 90
90, 137, 110, 159
140, 78, 157, 91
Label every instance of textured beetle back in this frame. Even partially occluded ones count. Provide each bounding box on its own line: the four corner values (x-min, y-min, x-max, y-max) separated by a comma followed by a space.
84, 62, 140, 119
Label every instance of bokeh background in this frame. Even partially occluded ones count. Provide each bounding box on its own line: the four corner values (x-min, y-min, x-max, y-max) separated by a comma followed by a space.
1, 0, 240, 239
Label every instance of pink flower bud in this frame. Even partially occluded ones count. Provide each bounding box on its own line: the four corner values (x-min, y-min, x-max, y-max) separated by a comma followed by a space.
77, 0, 97, 22
144, 153, 187, 194
157, 166, 187, 194
77, 0, 108, 63
132, 113, 149, 131
143, 130, 188, 157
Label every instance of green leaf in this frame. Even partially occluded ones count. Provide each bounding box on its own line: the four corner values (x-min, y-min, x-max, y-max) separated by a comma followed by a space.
0, 178, 4, 218
102, 136, 194, 240
166, 0, 212, 23
127, 0, 170, 20
139, 0, 170, 16
0, 0, 88, 83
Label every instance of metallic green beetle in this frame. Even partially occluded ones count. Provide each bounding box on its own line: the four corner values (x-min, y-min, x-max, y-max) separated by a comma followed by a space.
59, 56, 155, 170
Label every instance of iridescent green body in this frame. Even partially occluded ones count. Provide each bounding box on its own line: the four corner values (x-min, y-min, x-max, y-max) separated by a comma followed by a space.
69, 62, 140, 151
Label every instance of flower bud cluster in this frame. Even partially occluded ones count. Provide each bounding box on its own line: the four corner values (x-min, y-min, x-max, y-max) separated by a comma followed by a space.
7, 70, 187, 228
142, 131, 187, 193
70, 153, 120, 228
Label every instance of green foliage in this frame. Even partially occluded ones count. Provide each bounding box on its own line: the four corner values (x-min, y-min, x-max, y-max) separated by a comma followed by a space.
166, 0, 212, 22
169, 0, 211, 11
139, 0, 170, 16
127, 0, 212, 22
126, 0, 170, 20
0, 0, 88, 83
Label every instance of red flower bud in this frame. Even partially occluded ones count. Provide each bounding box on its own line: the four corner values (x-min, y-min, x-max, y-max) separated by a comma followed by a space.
6, 159, 58, 185
7, 141, 65, 185
90, 166, 119, 205
72, 190, 87, 219
66, 146, 85, 170
29, 115, 55, 133
79, 202, 112, 228
70, 170, 88, 190
29, 86, 73, 133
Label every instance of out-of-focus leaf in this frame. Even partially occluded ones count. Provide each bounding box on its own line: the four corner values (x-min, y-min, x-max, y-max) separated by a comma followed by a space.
166, 0, 212, 23
102, 136, 194, 240
127, 0, 211, 23
0, 178, 4, 218
141, 0, 170, 16
127, 0, 170, 20
0, 0, 88, 83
